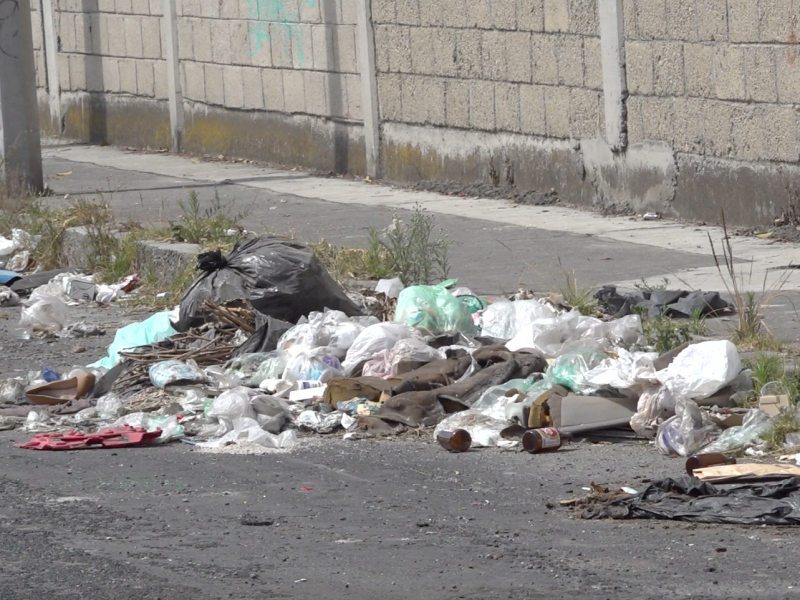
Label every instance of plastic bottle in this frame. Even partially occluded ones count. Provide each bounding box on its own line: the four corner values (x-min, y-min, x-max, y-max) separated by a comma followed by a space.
522, 427, 563, 453
437, 429, 472, 452
685, 453, 736, 476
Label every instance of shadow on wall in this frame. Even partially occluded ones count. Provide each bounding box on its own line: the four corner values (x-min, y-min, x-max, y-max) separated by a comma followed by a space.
321, 0, 348, 174
81, 0, 106, 143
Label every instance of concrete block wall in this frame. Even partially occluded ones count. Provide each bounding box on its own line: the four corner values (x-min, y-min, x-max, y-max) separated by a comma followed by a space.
374, 0, 604, 139
176, 0, 363, 122
28, 0, 800, 225
623, 0, 800, 164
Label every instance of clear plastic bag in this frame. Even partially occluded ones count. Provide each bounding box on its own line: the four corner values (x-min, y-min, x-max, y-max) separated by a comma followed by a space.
0, 286, 19, 307
283, 349, 343, 382
246, 351, 290, 386
471, 376, 541, 417
655, 398, 720, 456
95, 393, 124, 419
701, 409, 774, 454
362, 338, 445, 379
20, 296, 70, 333
341, 322, 419, 375
394, 283, 477, 336
545, 348, 607, 394
0, 378, 25, 403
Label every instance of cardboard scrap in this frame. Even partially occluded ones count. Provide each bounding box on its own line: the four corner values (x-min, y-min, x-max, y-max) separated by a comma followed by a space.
758, 395, 790, 418
695, 463, 800, 483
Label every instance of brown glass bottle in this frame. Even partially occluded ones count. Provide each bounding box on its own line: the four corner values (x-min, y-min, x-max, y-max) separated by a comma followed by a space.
437, 429, 472, 452
685, 453, 737, 476
522, 427, 563, 453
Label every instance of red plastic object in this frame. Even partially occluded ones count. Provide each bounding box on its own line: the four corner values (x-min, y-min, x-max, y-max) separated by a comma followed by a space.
16, 426, 162, 451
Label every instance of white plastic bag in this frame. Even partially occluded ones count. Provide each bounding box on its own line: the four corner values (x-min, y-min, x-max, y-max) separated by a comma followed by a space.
480, 299, 557, 340
295, 410, 343, 433
375, 278, 404, 299
342, 322, 419, 375
656, 340, 741, 400
434, 410, 508, 448
585, 348, 659, 392
20, 296, 70, 332
197, 417, 296, 449
149, 360, 207, 389
362, 338, 445, 378
0, 286, 19, 307
207, 387, 257, 433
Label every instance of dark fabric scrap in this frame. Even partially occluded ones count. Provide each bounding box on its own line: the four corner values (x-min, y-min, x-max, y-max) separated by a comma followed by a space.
583, 475, 800, 525
594, 286, 733, 319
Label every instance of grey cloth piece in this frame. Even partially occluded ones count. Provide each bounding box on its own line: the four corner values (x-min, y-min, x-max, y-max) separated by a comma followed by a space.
594, 286, 733, 319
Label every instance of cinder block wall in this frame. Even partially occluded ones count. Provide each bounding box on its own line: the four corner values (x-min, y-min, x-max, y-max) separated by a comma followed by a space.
30, 0, 800, 225
373, 0, 603, 192
176, 0, 366, 171
42, 0, 172, 146
617, 0, 800, 223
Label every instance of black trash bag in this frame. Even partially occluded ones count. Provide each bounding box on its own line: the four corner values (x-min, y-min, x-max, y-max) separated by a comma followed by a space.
233, 313, 293, 357
583, 475, 800, 525
176, 236, 361, 332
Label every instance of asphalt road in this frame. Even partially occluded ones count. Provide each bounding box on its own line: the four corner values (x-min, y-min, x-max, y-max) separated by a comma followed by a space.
1, 308, 800, 600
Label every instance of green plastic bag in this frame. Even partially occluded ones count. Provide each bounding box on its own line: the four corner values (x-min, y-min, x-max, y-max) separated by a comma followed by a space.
394, 281, 478, 335
89, 311, 177, 370
544, 348, 606, 394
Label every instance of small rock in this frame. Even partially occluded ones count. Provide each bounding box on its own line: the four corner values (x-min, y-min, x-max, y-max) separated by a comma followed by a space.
240, 513, 275, 527
72, 345, 86, 354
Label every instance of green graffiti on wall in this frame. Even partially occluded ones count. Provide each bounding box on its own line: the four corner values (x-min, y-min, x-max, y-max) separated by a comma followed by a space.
246, 0, 317, 66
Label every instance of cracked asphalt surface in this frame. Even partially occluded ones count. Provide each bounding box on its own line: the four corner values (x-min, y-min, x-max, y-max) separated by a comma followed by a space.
2, 307, 800, 600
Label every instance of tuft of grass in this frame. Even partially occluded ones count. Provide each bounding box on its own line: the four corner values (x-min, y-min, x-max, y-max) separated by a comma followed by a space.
640, 311, 693, 353
127, 259, 197, 310
309, 239, 392, 282
762, 413, 800, 449
379, 204, 451, 286
171, 190, 248, 246
633, 277, 671, 293
708, 212, 790, 348
557, 258, 599, 316
750, 353, 784, 394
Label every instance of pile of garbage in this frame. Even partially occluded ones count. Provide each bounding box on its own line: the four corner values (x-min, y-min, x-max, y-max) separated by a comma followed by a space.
0, 235, 784, 460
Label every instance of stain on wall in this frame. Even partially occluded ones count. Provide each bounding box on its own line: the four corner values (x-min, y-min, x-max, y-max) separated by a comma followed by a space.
246, 0, 316, 65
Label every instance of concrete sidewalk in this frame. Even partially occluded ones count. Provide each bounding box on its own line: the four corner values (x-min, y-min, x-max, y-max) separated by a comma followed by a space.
40, 142, 800, 340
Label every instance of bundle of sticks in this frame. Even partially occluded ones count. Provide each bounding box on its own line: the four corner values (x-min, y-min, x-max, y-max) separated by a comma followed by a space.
113, 300, 255, 391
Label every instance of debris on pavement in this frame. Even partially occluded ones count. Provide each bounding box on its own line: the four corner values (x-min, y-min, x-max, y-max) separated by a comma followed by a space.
7, 230, 798, 519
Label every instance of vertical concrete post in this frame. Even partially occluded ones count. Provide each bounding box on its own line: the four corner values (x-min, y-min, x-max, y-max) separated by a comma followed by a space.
0, 0, 44, 191
162, 0, 184, 152
40, 0, 61, 133
355, 0, 380, 178
598, 0, 628, 151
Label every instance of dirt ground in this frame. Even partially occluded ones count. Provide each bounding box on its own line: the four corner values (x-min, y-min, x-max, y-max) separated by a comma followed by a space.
1, 305, 800, 600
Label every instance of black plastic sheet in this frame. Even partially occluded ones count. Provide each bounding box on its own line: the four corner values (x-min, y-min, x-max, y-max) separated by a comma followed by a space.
584, 475, 800, 525
176, 236, 361, 332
